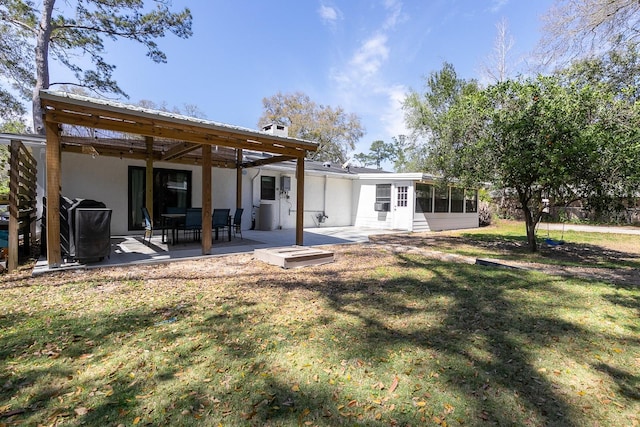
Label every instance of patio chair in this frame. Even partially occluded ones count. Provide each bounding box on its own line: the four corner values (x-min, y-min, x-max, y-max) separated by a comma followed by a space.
141, 206, 153, 245
232, 208, 243, 239
212, 208, 231, 241
181, 207, 202, 242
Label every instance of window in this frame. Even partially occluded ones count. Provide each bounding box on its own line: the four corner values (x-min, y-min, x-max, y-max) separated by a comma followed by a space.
128, 167, 192, 230
434, 186, 450, 213
415, 183, 433, 213
260, 176, 276, 200
465, 189, 478, 213
375, 184, 391, 212
397, 186, 408, 207
451, 187, 464, 213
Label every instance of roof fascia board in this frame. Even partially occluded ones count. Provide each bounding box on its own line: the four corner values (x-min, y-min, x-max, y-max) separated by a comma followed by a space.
0, 133, 47, 146
40, 90, 318, 151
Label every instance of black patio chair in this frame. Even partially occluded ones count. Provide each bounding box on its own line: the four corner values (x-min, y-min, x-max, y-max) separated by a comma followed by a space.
232, 208, 243, 239
141, 206, 153, 245
181, 207, 202, 242
212, 208, 231, 241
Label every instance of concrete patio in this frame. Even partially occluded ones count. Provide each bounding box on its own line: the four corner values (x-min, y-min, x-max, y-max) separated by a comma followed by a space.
32, 226, 403, 275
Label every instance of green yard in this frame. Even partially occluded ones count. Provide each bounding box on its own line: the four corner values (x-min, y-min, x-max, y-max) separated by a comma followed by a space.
1, 223, 638, 426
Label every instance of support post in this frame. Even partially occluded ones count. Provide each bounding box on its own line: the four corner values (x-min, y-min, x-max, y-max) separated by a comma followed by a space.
202, 144, 212, 254
295, 155, 305, 245
145, 137, 154, 223
45, 122, 62, 267
236, 149, 243, 209
7, 141, 19, 272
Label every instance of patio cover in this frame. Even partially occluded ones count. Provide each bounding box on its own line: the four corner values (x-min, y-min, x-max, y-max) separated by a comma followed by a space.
40, 90, 318, 267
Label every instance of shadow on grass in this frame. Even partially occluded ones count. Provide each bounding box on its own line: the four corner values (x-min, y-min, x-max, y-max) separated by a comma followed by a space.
1, 248, 636, 426
373, 231, 640, 270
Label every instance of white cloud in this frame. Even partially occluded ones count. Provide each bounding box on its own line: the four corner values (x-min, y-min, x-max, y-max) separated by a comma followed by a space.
318, 4, 342, 26
490, 0, 509, 13
382, 0, 406, 30
328, 1, 410, 154
350, 34, 390, 78
380, 84, 409, 137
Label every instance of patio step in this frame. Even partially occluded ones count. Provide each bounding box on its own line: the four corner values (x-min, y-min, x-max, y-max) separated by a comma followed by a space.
254, 245, 334, 269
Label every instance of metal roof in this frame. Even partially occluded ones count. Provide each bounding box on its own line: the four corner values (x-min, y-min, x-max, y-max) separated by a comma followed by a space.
39, 90, 318, 167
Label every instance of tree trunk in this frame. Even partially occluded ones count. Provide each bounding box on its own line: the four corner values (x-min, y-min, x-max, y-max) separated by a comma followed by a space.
519, 193, 538, 252
32, 0, 55, 134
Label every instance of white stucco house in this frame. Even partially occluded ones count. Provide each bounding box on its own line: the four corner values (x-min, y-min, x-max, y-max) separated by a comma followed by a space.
2, 135, 479, 235
1, 91, 479, 261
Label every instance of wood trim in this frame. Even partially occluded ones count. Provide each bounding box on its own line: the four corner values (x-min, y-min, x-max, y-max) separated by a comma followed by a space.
8, 141, 19, 271
296, 156, 305, 245
40, 96, 318, 152
242, 155, 296, 168
45, 122, 62, 267
145, 137, 154, 223
202, 145, 212, 254
162, 141, 200, 161
44, 110, 312, 157
236, 149, 242, 209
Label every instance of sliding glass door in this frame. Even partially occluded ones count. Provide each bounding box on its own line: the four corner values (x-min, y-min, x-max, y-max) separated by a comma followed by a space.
128, 166, 192, 230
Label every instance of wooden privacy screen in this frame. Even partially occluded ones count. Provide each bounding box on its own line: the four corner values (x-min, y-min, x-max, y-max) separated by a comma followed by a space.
7, 140, 37, 272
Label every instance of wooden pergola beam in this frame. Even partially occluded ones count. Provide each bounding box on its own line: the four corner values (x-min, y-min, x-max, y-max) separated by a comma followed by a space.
162, 141, 201, 161
296, 156, 305, 245
46, 109, 306, 157
236, 149, 243, 210
242, 155, 296, 168
145, 137, 154, 223
45, 122, 62, 267
202, 145, 212, 254
40, 90, 318, 265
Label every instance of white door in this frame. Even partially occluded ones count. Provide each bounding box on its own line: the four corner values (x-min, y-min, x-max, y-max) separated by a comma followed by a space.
392, 185, 411, 230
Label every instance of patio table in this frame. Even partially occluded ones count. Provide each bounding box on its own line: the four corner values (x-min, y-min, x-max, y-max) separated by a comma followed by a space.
160, 213, 186, 245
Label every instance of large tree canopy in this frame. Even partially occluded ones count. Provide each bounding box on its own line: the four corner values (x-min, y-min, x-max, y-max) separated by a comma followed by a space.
258, 91, 364, 164
539, 0, 640, 66
404, 63, 640, 251
402, 62, 480, 178
353, 140, 397, 170
0, 0, 192, 133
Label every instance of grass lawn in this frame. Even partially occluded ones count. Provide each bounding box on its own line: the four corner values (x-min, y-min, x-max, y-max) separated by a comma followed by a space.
1, 223, 638, 426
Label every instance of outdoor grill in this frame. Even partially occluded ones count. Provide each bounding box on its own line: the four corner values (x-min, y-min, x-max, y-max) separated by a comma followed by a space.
42, 197, 112, 262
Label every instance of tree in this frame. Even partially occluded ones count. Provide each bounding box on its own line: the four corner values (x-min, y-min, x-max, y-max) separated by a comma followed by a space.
0, 0, 192, 133
353, 140, 397, 169
0, 22, 30, 121
427, 75, 638, 252
539, 0, 640, 66
556, 44, 640, 220
402, 62, 479, 178
479, 17, 516, 84
258, 91, 364, 163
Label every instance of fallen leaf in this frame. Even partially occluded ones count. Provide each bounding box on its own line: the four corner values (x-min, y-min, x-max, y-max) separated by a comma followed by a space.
389, 376, 399, 393
74, 407, 88, 416
291, 383, 300, 392
133, 417, 141, 425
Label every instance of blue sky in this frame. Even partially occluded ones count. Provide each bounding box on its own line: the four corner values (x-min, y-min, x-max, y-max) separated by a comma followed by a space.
51, 0, 555, 158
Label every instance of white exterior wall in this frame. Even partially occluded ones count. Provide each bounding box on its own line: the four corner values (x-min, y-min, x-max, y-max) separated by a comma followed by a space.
61, 153, 237, 235
413, 213, 479, 232
353, 180, 415, 230
54, 153, 478, 236
61, 152, 132, 235
324, 176, 353, 226
246, 169, 354, 230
